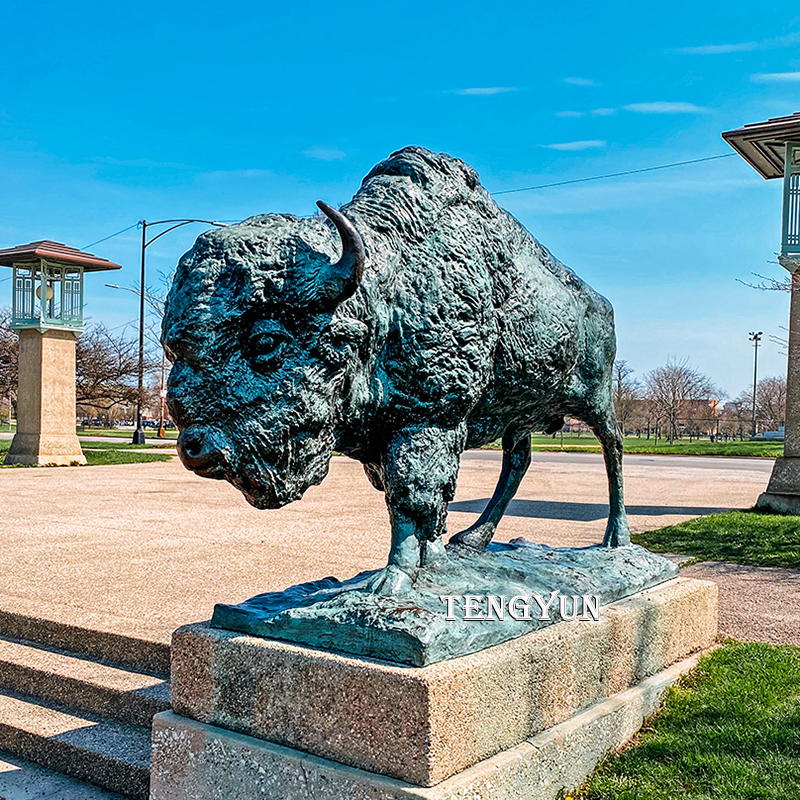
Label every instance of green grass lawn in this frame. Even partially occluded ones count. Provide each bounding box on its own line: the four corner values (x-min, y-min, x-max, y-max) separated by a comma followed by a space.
631, 511, 800, 570
82, 449, 172, 466
573, 641, 800, 800
0, 437, 173, 467
622, 439, 782, 457
76, 426, 179, 439
80, 440, 175, 450
525, 434, 783, 458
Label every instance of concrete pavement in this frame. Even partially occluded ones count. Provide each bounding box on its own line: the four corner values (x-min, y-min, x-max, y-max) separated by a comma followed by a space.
0, 450, 776, 647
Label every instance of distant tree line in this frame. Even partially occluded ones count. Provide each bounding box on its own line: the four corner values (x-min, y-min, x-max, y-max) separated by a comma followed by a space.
0, 305, 788, 441
611, 357, 786, 443
0, 309, 163, 425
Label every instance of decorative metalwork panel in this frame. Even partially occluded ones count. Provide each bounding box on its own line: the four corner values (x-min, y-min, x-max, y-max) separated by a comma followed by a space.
63, 270, 83, 323
782, 143, 800, 257
10, 260, 84, 329
12, 268, 34, 325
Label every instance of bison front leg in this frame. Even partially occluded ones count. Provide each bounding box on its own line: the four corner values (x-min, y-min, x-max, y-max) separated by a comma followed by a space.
367, 425, 465, 595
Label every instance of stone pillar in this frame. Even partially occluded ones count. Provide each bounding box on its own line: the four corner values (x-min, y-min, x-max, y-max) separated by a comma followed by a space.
757, 268, 800, 511
4, 328, 86, 466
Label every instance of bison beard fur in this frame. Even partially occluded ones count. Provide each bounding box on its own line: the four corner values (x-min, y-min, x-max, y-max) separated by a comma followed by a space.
163, 146, 630, 595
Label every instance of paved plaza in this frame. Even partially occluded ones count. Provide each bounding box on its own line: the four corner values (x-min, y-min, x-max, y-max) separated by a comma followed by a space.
1, 450, 794, 648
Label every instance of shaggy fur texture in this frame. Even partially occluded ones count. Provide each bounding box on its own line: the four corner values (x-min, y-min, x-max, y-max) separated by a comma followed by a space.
163, 146, 629, 592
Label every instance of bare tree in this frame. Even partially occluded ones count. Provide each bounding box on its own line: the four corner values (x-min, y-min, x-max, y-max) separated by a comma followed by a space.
739, 272, 792, 292
735, 375, 786, 432
76, 325, 142, 414
0, 312, 144, 424
0, 308, 18, 419
757, 375, 787, 428
719, 398, 749, 441
643, 357, 717, 444
109, 278, 173, 433
612, 360, 640, 435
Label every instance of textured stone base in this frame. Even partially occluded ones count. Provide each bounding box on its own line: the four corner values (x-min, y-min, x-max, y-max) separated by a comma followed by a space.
761, 456, 800, 496
168, 577, 717, 787
151, 648, 710, 800
4, 433, 86, 466
755, 490, 800, 515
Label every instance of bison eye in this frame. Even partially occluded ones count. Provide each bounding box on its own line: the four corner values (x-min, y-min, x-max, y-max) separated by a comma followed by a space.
248, 321, 288, 371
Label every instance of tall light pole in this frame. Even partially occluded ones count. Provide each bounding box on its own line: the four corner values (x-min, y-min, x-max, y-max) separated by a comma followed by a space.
750, 331, 763, 437
131, 219, 226, 445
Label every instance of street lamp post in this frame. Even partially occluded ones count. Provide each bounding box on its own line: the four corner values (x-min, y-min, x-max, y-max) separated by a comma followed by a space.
134, 222, 147, 444
130, 218, 226, 445
749, 331, 763, 438
158, 348, 167, 438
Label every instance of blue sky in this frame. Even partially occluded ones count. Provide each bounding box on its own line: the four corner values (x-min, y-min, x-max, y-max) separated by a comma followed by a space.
1, 1, 799, 398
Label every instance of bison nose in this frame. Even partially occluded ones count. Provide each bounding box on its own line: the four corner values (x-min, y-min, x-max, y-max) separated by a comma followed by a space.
177, 426, 227, 474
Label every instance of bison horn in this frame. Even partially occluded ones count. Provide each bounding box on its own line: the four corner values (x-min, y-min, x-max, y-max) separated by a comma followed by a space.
314, 200, 365, 307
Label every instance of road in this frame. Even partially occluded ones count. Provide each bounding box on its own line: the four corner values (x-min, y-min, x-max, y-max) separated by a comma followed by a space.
464, 449, 775, 473
0, 430, 777, 474
0, 447, 771, 643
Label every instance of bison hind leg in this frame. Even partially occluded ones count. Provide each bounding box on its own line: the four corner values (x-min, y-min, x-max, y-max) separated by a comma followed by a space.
363, 462, 385, 492
581, 401, 630, 547
544, 416, 564, 435
450, 431, 531, 550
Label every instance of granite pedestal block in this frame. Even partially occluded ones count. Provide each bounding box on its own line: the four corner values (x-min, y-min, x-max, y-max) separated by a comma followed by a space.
150, 577, 717, 800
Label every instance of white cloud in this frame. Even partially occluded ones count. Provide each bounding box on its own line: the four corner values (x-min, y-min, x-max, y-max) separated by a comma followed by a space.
562, 77, 598, 87
624, 102, 709, 114
672, 32, 800, 55
556, 108, 617, 119
543, 140, 606, 151
453, 87, 517, 95
90, 156, 193, 169
198, 168, 277, 180
302, 146, 347, 161
752, 72, 800, 83
675, 42, 759, 55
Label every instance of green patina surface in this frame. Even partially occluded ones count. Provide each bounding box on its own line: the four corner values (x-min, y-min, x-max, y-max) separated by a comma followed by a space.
165, 147, 630, 606
212, 541, 677, 666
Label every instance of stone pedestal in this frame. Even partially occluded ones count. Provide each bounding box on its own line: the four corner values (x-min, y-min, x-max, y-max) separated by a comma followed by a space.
150, 577, 718, 800
4, 328, 85, 466
758, 268, 800, 512
756, 456, 800, 513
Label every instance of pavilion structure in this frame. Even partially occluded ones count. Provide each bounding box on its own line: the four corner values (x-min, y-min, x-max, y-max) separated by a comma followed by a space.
0, 241, 121, 466
723, 112, 800, 511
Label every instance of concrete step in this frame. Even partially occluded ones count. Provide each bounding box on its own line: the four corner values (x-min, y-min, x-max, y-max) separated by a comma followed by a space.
0, 637, 170, 728
0, 690, 150, 800
0, 749, 126, 799
0, 610, 169, 674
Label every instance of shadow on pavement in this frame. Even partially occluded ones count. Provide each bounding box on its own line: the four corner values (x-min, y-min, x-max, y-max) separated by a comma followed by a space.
448, 499, 733, 522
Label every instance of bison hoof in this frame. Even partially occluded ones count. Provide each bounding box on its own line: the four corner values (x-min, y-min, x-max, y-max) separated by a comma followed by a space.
449, 525, 492, 551
367, 565, 414, 596
421, 538, 448, 566
602, 517, 631, 548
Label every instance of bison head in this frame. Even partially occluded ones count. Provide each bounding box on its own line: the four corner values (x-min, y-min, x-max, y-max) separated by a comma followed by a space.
162, 202, 367, 509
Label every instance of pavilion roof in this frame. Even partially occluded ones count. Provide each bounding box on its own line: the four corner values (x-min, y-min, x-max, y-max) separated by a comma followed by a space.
722, 112, 800, 179
0, 240, 122, 272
